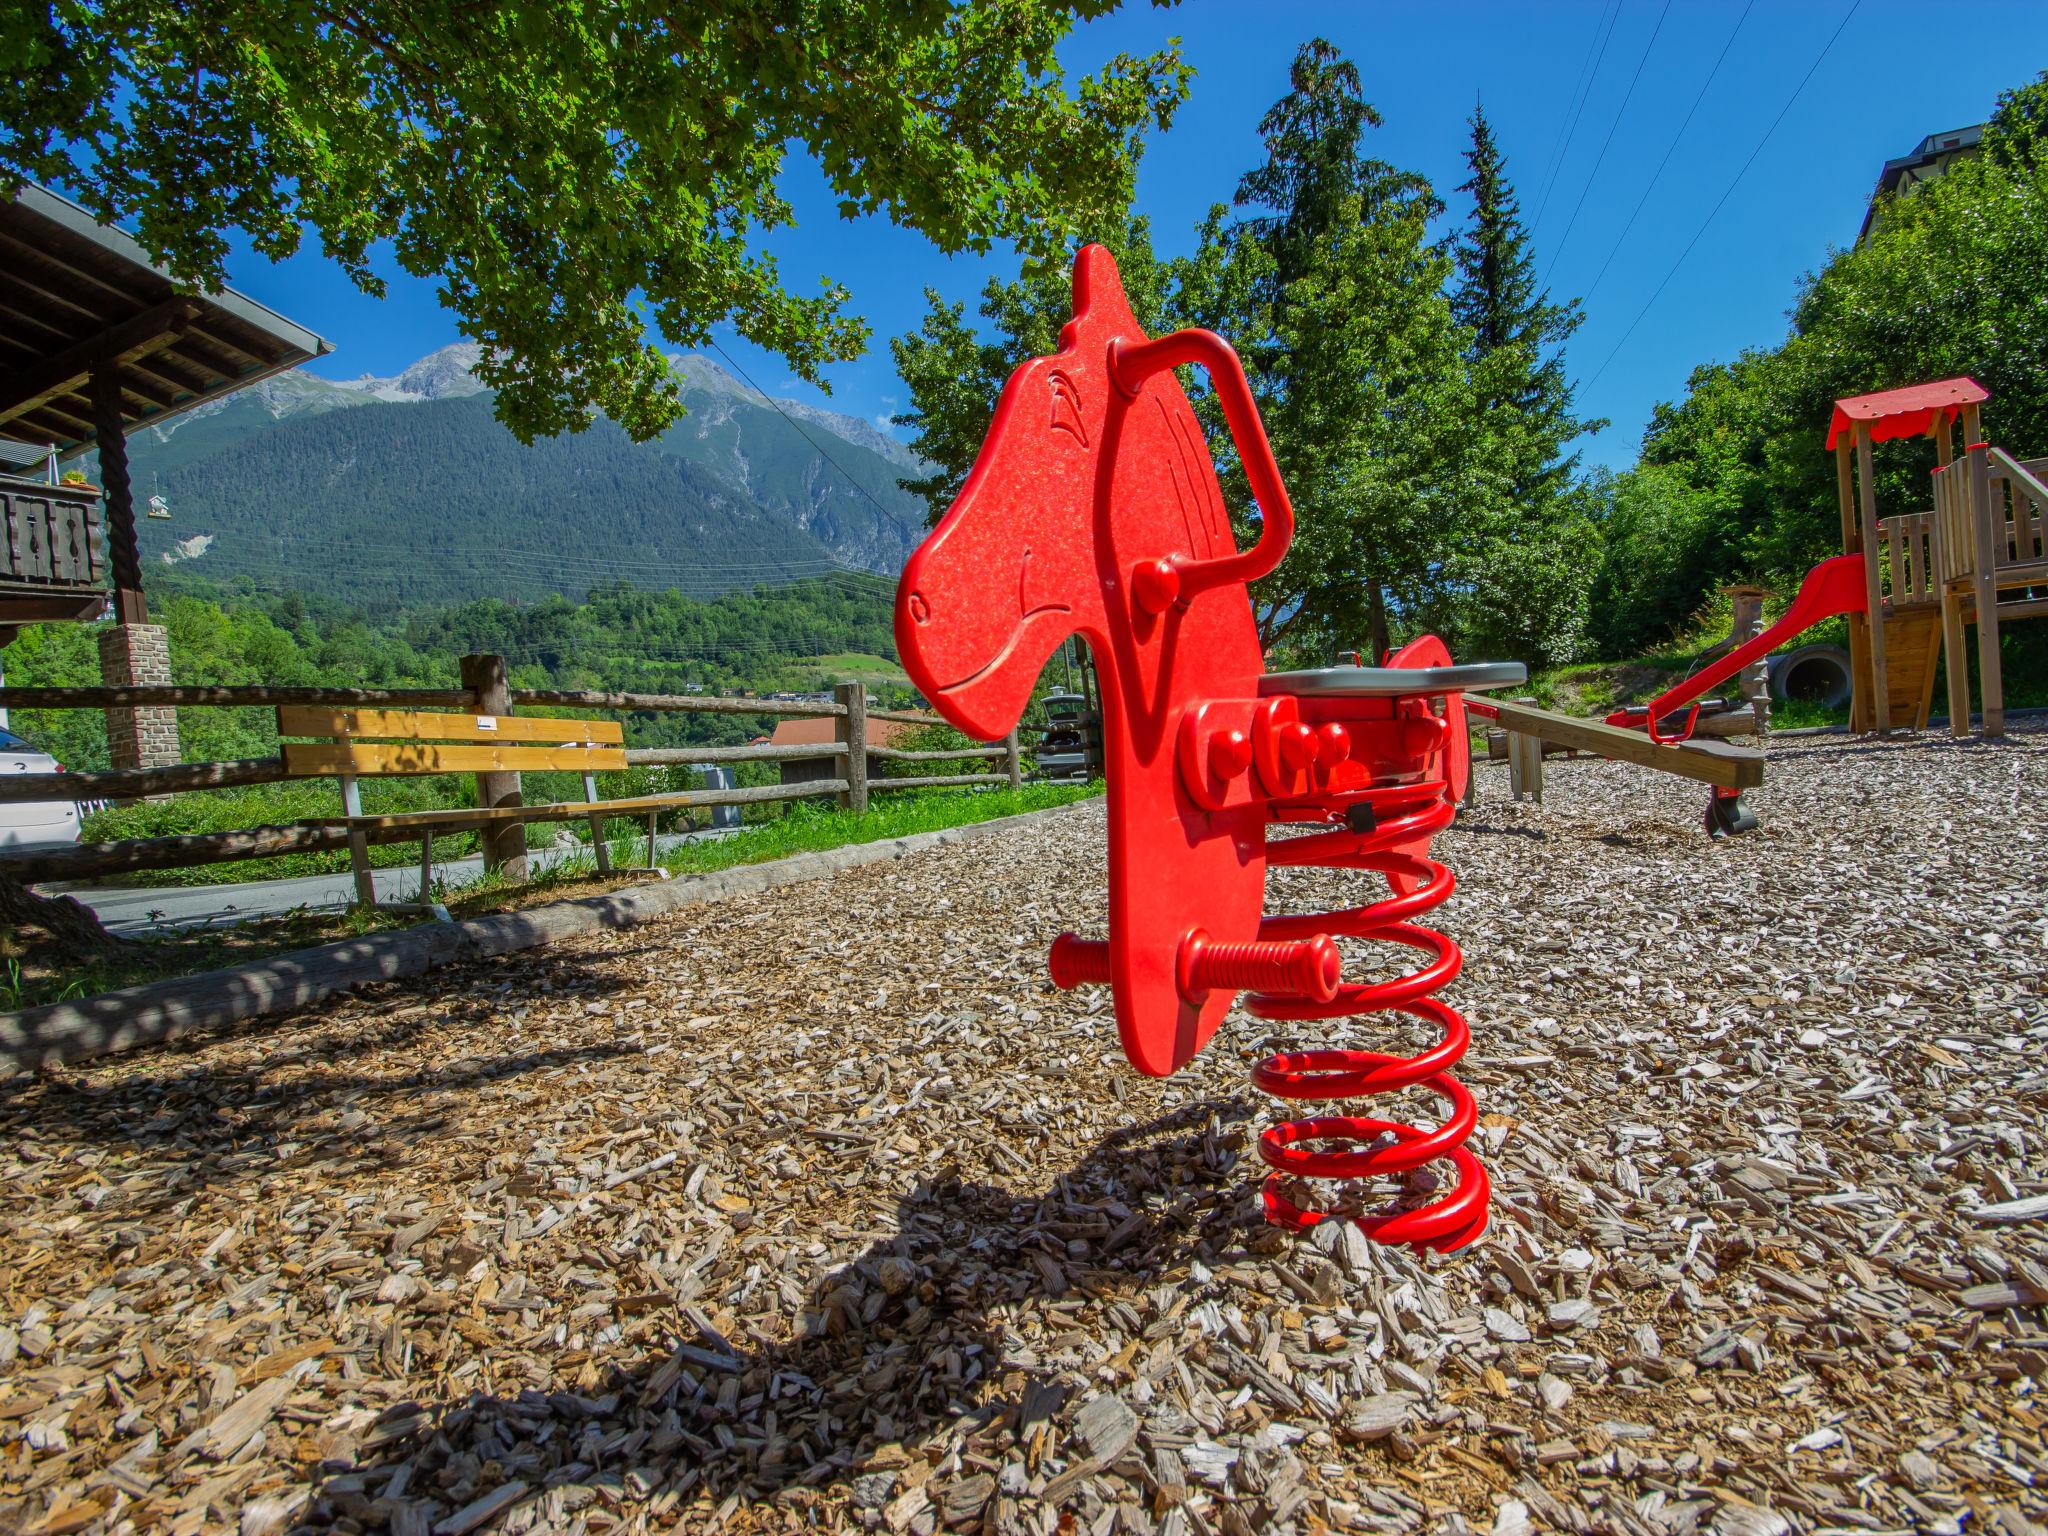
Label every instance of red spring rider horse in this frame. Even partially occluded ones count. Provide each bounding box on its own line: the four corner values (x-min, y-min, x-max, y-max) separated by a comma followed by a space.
895, 247, 1524, 1253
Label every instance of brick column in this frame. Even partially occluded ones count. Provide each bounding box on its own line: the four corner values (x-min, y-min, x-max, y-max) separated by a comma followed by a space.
98, 624, 180, 770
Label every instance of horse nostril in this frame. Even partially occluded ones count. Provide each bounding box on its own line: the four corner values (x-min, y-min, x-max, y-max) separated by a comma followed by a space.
908, 590, 931, 625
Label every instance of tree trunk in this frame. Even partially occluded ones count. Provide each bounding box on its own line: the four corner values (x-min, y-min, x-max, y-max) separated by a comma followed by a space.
1365, 584, 1391, 663
0, 873, 129, 956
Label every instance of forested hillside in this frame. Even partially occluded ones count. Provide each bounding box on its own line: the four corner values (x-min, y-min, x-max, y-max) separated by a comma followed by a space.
113, 348, 931, 611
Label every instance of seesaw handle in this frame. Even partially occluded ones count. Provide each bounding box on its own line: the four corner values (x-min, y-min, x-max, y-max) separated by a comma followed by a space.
1109, 329, 1293, 608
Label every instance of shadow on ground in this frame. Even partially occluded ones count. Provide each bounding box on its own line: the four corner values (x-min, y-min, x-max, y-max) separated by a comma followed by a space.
313, 1100, 1271, 1530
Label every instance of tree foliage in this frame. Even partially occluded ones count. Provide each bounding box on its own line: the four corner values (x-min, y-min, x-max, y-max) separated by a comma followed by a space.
4, 0, 1189, 442
889, 41, 1601, 670
1441, 105, 1601, 667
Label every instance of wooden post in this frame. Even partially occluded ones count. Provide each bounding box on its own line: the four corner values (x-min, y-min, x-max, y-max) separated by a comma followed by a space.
1969, 444, 2005, 737
340, 774, 375, 906
582, 770, 612, 873
1835, 439, 1874, 734
1506, 697, 1543, 804
834, 682, 868, 813
461, 653, 527, 878
1855, 424, 1891, 734
1004, 726, 1022, 788
92, 366, 147, 628
419, 834, 434, 902
1725, 585, 1769, 736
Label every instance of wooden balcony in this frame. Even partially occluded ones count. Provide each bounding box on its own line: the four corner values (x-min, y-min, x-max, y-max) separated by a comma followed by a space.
0, 472, 108, 627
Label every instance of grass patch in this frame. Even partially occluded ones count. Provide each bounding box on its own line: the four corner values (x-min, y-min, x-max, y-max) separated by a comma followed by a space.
11, 781, 1100, 1010
657, 779, 1100, 877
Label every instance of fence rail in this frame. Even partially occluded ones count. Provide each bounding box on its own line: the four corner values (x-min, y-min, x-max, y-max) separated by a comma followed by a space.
0, 659, 1025, 888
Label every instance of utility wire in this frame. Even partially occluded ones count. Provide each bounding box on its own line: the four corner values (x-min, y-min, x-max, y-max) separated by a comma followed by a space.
1544, 0, 1674, 282
706, 337, 910, 527
1585, 0, 1861, 389
1580, 0, 1755, 308
1531, 0, 1625, 234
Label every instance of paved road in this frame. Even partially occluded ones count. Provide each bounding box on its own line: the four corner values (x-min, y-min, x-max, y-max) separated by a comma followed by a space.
55, 828, 738, 936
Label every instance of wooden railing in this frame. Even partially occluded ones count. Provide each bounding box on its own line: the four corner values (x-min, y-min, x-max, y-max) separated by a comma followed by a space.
0, 472, 106, 595
0, 662, 1025, 884
1878, 509, 1938, 607
1986, 449, 2048, 573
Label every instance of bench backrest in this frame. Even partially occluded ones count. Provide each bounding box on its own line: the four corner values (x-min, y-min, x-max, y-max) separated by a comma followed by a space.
278, 707, 627, 778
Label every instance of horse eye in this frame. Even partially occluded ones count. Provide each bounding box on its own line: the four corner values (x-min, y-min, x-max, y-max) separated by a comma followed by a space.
1049, 373, 1089, 447
908, 590, 932, 625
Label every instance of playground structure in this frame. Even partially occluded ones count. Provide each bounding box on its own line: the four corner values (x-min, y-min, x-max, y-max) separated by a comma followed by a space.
1608, 377, 2046, 749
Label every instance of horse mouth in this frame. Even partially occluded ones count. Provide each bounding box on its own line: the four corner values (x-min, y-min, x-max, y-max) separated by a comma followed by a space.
938, 601, 1072, 693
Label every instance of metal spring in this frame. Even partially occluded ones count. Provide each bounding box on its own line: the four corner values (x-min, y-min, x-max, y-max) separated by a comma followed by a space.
1247, 781, 1491, 1254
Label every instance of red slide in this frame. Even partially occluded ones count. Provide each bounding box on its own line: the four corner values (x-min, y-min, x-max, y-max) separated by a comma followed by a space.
1605, 555, 1869, 744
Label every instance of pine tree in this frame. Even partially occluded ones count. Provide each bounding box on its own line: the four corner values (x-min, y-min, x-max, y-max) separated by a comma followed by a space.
1231, 40, 1462, 663
1445, 104, 1603, 666
1450, 103, 1591, 502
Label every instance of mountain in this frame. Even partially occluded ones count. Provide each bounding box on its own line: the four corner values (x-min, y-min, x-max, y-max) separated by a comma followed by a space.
133, 394, 834, 611
333, 342, 493, 404
114, 345, 934, 609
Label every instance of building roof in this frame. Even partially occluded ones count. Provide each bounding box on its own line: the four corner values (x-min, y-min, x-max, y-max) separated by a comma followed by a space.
770, 715, 920, 750
0, 183, 332, 456
1826, 377, 1988, 450
1858, 123, 1983, 243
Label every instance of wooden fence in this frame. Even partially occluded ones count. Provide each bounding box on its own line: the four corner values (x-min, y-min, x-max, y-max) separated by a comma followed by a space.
0, 663, 1022, 884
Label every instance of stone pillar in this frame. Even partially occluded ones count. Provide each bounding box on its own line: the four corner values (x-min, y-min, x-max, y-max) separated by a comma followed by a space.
1726, 585, 1770, 737
98, 623, 180, 770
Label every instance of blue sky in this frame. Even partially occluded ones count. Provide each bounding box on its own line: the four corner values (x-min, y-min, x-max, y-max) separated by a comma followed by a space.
230, 0, 2048, 474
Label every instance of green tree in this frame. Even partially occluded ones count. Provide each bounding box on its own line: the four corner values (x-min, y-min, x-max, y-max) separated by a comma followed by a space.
888, 213, 1265, 524
1440, 104, 1599, 667
1228, 40, 1465, 663
4, 0, 1190, 443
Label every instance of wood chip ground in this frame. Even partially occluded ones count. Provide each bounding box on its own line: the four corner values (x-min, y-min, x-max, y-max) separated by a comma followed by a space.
4, 725, 2046, 1536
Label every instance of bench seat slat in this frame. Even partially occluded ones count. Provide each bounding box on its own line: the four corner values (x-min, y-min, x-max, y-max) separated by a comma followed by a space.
300, 789, 768, 833
282, 741, 629, 777
278, 706, 623, 745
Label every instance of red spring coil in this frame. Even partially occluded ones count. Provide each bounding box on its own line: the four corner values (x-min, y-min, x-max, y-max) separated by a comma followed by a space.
1248, 782, 1491, 1254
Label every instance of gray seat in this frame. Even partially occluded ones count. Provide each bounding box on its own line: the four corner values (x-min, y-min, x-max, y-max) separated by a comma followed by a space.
1259, 662, 1528, 697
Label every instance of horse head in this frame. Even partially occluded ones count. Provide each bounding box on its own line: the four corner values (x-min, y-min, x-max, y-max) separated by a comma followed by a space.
895, 244, 1297, 1076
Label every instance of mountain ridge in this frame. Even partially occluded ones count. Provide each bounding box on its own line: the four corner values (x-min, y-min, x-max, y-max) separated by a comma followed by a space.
115, 345, 936, 606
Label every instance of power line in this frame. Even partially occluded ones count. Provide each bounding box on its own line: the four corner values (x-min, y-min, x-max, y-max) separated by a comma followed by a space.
1585, 0, 1861, 390
1544, 0, 1674, 282
1579, 0, 1755, 308
1531, 0, 1624, 234
705, 337, 910, 528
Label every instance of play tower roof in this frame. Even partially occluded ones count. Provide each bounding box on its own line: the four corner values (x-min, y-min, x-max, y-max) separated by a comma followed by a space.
1825, 377, 1987, 450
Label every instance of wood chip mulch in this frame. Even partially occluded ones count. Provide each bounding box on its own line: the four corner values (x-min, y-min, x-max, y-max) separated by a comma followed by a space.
3, 724, 2045, 1536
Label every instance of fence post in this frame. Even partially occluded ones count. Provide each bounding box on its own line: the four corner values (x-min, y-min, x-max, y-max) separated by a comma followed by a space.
461, 653, 527, 879
1725, 584, 1769, 737
1004, 726, 1022, 788
1507, 696, 1543, 804
834, 682, 868, 813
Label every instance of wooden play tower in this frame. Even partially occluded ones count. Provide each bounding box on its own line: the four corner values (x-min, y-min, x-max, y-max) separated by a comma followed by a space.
1830, 377, 2046, 737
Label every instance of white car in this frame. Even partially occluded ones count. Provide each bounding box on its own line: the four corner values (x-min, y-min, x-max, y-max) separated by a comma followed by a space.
0, 728, 82, 848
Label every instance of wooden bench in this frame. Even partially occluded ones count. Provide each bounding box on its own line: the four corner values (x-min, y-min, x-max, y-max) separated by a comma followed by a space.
278, 706, 678, 912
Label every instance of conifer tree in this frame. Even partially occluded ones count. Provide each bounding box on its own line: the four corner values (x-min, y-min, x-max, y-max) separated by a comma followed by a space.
1231, 41, 1465, 663
1451, 103, 1591, 506
1444, 104, 1602, 666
